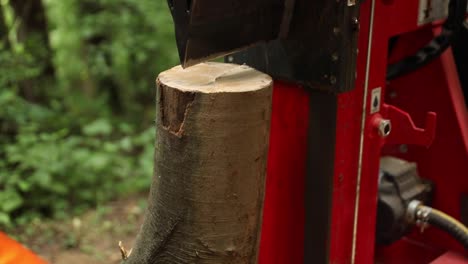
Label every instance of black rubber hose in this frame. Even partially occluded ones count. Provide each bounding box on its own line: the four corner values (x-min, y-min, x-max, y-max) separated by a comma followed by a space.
386, 0, 468, 80
420, 206, 468, 249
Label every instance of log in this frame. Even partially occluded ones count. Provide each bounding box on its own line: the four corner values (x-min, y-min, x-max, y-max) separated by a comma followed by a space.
125, 62, 273, 264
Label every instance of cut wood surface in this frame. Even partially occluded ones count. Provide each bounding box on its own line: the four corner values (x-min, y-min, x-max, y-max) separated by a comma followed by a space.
125, 62, 273, 264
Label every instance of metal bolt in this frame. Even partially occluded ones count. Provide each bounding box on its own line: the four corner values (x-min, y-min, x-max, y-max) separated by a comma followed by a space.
333, 27, 341, 35
377, 119, 391, 137
399, 144, 408, 153
351, 17, 360, 31
331, 53, 339, 61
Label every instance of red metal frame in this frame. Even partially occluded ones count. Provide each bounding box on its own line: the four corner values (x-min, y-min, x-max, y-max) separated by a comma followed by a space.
379, 32, 468, 260
258, 82, 309, 263
430, 251, 468, 264
258, 0, 467, 263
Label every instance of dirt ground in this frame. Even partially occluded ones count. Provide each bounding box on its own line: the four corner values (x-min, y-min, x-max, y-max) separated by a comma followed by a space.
11, 194, 147, 264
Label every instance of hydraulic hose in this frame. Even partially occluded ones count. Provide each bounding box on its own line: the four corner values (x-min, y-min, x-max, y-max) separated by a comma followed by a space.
424, 207, 468, 249
408, 201, 468, 249
386, 0, 468, 80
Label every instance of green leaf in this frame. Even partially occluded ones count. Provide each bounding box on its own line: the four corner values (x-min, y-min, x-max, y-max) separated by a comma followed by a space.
18, 181, 32, 192
33, 171, 52, 188
82, 119, 113, 136
50, 182, 68, 195
0, 212, 11, 227
119, 137, 132, 151
0, 190, 23, 213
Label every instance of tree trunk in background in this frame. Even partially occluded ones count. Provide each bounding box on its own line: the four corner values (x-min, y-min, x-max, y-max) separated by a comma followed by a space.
125, 62, 272, 264
10, 0, 49, 44
0, 4, 9, 48
10, 0, 54, 101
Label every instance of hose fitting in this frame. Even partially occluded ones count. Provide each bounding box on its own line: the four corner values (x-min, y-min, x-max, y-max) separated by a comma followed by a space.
407, 200, 468, 249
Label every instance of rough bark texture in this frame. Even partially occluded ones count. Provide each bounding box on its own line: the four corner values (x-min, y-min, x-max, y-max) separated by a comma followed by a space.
125, 62, 273, 264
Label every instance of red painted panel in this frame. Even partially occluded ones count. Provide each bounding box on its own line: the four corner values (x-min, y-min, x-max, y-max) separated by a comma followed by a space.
351, 0, 390, 262
258, 81, 309, 264
375, 237, 444, 264
384, 0, 422, 37
430, 251, 468, 264
328, 0, 372, 258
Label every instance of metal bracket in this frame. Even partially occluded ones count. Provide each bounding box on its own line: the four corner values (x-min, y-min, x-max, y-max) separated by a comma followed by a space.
381, 104, 437, 147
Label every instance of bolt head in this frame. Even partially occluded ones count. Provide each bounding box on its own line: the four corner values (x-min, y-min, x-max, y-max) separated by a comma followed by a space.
351, 17, 360, 31
378, 119, 391, 137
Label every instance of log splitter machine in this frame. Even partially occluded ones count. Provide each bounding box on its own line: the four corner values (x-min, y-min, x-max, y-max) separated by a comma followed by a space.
166, 0, 468, 263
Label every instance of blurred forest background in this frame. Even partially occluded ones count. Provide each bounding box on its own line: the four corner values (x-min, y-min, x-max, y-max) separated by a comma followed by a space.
0, 0, 178, 232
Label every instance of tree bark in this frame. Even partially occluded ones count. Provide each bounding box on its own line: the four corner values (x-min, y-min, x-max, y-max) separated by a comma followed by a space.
125, 62, 273, 264
0, 4, 9, 48
10, 0, 49, 44
9, 0, 54, 102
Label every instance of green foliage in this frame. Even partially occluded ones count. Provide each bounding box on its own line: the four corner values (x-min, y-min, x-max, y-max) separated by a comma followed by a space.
0, 123, 153, 227
44, 0, 179, 122
0, 0, 176, 228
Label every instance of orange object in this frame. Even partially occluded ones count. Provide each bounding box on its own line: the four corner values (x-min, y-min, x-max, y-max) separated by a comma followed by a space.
0, 232, 47, 264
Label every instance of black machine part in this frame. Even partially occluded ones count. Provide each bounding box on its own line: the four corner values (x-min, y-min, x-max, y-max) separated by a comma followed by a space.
230, 0, 361, 93
167, 0, 284, 67
452, 20, 468, 106
167, 0, 361, 93
376, 156, 434, 245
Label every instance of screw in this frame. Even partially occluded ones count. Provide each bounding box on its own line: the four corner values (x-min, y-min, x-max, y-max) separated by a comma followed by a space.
399, 144, 408, 153
333, 27, 341, 35
377, 119, 391, 137
351, 17, 360, 31
331, 53, 339, 61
